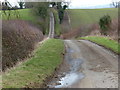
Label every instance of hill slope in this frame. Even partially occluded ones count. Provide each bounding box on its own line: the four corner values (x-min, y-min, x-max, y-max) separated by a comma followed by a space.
2, 9, 39, 23
68, 8, 118, 29
61, 8, 118, 39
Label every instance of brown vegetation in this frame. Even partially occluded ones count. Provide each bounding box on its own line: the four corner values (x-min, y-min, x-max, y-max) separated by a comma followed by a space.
60, 24, 99, 39
60, 18, 118, 41
108, 19, 118, 40
60, 11, 71, 34
60, 29, 80, 39
2, 20, 44, 71
90, 19, 118, 41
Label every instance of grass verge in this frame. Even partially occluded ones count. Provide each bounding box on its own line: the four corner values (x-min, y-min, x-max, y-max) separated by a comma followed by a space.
52, 9, 61, 36
2, 39, 64, 88
78, 36, 120, 54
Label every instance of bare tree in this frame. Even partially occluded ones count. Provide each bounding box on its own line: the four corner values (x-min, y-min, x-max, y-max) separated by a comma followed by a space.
112, 1, 120, 8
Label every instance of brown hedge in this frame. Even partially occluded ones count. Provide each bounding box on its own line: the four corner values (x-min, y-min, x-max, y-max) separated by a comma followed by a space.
2, 20, 44, 71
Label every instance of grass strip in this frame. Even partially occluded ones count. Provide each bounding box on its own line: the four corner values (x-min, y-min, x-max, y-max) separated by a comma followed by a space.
2, 39, 64, 88
78, 36, 120, 54
52, 8, 61, 36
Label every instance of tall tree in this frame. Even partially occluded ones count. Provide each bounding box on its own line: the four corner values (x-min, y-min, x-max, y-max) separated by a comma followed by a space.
32, 2, 49, 34
50, 2, 56, 7
18, 0, 25, 9
33, 2, 49, 19
56, 2, 68, 24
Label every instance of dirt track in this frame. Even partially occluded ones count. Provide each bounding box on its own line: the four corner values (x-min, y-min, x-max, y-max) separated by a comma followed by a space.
48, 12, 54, 38
48, 40, 118, 88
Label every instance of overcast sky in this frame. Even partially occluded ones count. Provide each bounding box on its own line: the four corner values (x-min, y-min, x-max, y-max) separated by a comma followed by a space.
69, 0, 117, 8
0, 0, 119, 9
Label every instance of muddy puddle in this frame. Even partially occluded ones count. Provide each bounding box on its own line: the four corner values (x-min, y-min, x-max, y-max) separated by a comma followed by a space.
47, 41, 85, 88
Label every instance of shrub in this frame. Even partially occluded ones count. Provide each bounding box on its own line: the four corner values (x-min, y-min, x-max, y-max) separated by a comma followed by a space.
33, 2, 49, 19
2, 20, 44, 71
99, 15, 111, 35
32, 2, 49, 34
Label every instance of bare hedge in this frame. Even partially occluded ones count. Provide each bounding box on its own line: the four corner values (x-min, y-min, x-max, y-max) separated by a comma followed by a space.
2, 20, 44, 71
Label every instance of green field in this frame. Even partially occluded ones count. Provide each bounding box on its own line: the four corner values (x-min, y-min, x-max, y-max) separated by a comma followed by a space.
2, 39, 64, 88
2, 9, 39, 23
68, 8, 118, 29
78, 36, 120, 54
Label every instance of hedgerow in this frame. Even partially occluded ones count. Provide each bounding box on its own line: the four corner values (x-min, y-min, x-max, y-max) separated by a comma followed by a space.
2, 20, 44, 71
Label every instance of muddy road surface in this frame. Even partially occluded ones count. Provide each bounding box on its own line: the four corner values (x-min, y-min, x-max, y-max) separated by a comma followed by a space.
47, 40, 118, 88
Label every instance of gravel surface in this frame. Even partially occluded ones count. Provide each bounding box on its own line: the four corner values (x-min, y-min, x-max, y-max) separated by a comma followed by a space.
48, 40, 118, 88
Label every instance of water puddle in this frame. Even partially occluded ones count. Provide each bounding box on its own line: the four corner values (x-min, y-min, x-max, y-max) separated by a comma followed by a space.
55, 72, 84, 88
47, 44, 85, 88
70, 58, 83, 72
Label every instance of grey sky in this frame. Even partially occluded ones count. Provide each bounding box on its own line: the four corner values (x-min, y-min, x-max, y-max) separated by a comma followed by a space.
69, 0, 116, 8
0, 0, 119, 8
